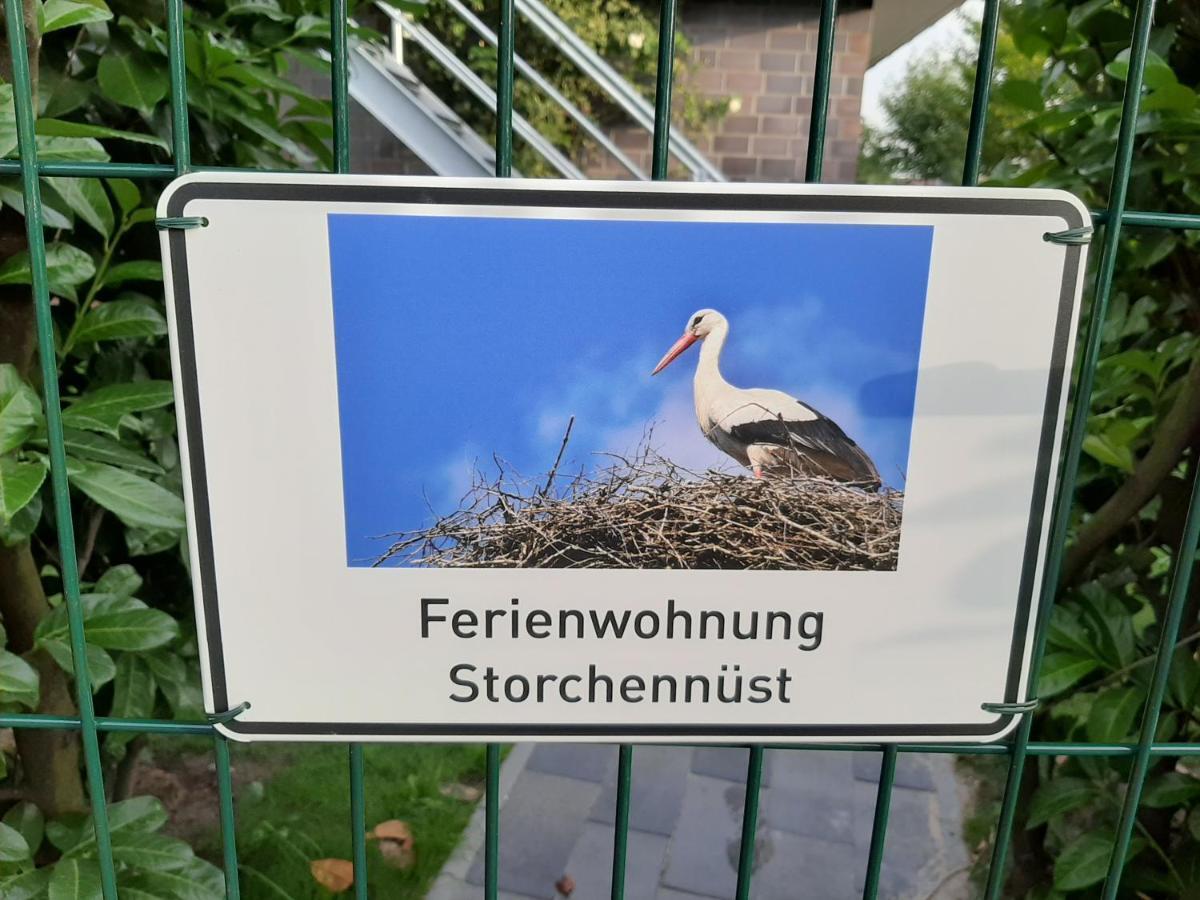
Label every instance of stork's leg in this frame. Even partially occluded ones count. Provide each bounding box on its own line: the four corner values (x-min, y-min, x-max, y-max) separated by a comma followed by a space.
753, 465, 763, 478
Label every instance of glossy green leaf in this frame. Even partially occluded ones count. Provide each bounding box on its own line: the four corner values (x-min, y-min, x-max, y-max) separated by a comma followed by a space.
48, 857, 103, 900
0, 458, 47, 522
0, 821, 31, 862
97, 52, 169, 117
225, 0, 291, 21
41, 640, 116, 692
111, 831, 193, 872
0, 649, 40, 708
61, 381, 174, 435
94, 563, 143, 598
1038, 651, 1100, 697
1142, 772, 1200, 808
1086, 687, 1143, 743
107, 654, 156, 751
3, 803, 45, 858
1054, 832, 1143, 891
100, 260, 163, 288
1027, 777, 1095, 828
71, 299, 167, 345
107, 179, 141, 216
37, 119, 169, 151
60, 430, 164, 475
67, 796, 169, 858
41, 0, 112, 33
0, 177, 75, 229
70, 461, 185, 532
46, 177, 113, 238
124, 856, 224, 900
0, 364, 43, 454
0, 242, 96, 301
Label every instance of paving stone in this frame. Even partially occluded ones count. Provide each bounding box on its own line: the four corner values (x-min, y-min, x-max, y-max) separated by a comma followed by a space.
767, 749, 855, 791
660, 775, 745, 898
852, 752, 937, 792
466, 770, 602, 898
527, 743, 618, 783
656, 890, 710, 900
591, 747, 691, 836
561, 822, 669, 900
751, 829, 856, 900
761, 783, 854, 844
851, 781, 936, 896
691, 747, 765, 785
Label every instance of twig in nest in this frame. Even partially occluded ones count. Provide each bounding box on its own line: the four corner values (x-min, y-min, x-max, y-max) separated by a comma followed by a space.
379, 442, 903, 571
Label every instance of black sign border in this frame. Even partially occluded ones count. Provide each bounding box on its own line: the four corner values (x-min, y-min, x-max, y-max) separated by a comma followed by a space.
165, 179, 1085, 740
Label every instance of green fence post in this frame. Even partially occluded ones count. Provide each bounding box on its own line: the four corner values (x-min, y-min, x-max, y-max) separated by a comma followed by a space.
2, 4, 119, 898
962, 0, 999, 187
804, 0, 837, 182
610, 745, 633, 900
214, 736, 242, 900
733, 746, 765, 900
651, 0, 679, 180
349, 744, 369, 900
860, 747, 898, 900
983, 2, 1158, 896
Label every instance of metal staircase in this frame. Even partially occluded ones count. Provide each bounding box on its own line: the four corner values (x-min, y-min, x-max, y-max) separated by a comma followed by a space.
346, 0, 726, 180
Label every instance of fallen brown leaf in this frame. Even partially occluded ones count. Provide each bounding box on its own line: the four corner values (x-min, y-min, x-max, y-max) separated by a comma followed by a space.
310, 858, 354, 893
369, 819, 416, 870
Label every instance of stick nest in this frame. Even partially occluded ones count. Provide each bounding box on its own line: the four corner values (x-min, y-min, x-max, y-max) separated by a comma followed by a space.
379, 445, 903, 571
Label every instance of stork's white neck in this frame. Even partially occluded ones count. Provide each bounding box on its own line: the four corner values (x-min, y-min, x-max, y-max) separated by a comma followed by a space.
693, 319, 732, 425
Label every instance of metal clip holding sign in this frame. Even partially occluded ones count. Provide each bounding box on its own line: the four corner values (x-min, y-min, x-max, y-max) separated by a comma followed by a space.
207, 700, 252, 725
1044, 225, 1093, 245
157, 216, 209, 230
981, 699, 1039, 715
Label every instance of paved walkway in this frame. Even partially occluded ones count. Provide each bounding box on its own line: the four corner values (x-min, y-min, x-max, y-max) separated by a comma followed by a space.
430, 744, 971, 900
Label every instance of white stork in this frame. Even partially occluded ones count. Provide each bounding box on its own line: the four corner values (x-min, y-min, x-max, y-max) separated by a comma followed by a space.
651, 308, 881, 487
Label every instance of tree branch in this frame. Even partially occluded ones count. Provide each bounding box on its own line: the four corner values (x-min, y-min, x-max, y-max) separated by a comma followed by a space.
1064, 355, 1200, 583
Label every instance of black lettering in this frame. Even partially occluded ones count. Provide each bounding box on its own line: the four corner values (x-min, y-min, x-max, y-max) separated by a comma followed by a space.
505, 675, 530, 702
651, 674, 678, 703
747, 675, 772, 703
776, 668, 793, 703
421, 598, 448, 637
590, 608, 632, 639
560, 609, 585, 638
560, 675, 582, 703
798, 612, 823, 650
666, 598, 692, 639
449, 664, 477, 702
699, 610, 725, 640
765, 610, 791, 641
633, 610, 659, 638
588, 664, 614, 702
620, 675, 645, 703
527, 610, 552, 638
452, 608, 477, 638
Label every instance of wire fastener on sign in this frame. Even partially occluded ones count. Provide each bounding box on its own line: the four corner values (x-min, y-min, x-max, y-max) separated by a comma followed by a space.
156, 216, 209, 230
981, 699, 1039, 715
1043, 226, 1093, 245
207, 701, 252, 724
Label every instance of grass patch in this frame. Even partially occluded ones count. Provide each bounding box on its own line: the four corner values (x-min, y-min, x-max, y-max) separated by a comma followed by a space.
142, 737, 488, 899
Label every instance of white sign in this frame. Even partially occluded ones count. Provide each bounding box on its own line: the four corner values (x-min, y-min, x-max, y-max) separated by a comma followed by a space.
158, 174, 1089, 743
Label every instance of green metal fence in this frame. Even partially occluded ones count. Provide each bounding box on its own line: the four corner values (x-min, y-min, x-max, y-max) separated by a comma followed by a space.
3, 0, 1200, 897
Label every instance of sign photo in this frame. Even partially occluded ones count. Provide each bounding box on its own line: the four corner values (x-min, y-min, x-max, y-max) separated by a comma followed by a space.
159, 175, 1089, 743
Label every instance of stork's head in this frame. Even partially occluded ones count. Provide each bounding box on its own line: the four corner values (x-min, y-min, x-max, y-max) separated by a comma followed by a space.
651, 309, 726, 375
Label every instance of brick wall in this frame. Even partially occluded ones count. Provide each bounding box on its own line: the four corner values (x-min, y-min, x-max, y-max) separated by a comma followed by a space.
586, 2, 872, 184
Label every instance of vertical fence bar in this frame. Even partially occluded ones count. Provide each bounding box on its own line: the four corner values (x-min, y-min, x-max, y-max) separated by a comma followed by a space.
1102, 466, 1200, 895
610, 745, 633, 900
349, 744, 369, 900
166, 0, 191, 173
983, 2, 1158, 896
495, 0, 516, 176
860, 747, 898, 900
961, 0, 999, 187
214, 736, 242, 900
2, 5, 118, 898
804, 0, 837, 182
650, 0, 679, 180
331, 0, 351, 174
485, 743, 502, 900
733, 746, 765, 900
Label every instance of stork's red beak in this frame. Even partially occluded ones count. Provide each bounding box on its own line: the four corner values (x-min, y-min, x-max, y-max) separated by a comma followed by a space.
651, 333, 699, 375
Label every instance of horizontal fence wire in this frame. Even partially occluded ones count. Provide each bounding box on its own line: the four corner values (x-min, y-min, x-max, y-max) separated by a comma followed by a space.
0, 0, 1197, 897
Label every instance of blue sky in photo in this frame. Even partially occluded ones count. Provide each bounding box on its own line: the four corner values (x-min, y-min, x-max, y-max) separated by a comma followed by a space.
327, 213, 933, 566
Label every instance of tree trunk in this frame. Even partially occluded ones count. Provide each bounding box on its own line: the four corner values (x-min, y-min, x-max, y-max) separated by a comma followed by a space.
0, 3, 88, 819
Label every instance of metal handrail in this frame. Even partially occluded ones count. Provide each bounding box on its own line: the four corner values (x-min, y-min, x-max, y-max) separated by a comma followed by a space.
386, 8, 586, 179
515, 0, 725, 181
438, 0, 649, 180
